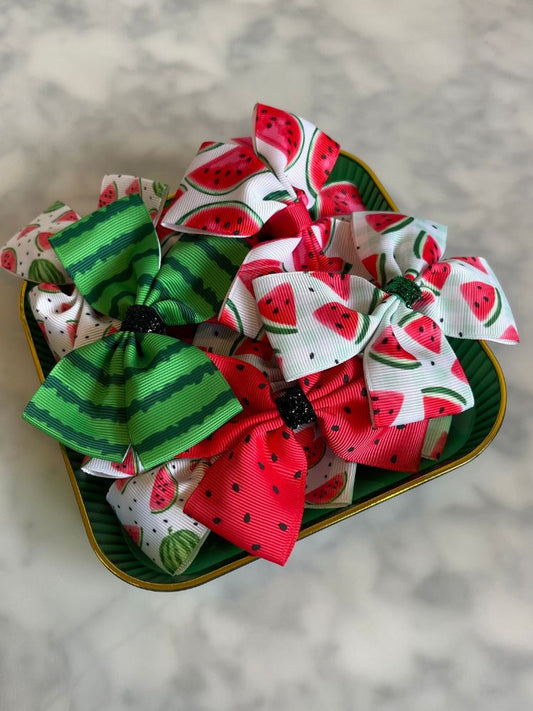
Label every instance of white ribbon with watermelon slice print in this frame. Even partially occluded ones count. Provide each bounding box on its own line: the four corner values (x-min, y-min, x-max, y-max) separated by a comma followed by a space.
161, 103, 342, 237
1, 200, 80, 283
353, 211, 519, 343
106, 459, 210, 576
219, 218, 366, 339
252, 271, 471, 426
252, 211, 518, 426
18, 175, 169, 359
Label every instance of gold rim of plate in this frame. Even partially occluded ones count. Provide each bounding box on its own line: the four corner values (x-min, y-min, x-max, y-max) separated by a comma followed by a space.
18, 150, 507, 591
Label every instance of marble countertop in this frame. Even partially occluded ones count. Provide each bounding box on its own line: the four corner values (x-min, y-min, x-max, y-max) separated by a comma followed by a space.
1, 1, 532, 709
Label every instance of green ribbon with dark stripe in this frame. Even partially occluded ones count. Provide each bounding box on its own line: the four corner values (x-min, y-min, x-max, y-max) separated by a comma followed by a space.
23, 194, 248, 469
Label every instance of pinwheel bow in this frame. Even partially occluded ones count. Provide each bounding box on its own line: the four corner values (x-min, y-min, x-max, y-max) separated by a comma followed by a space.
23, 193, 249, 469
252, 212, 519, 427
176, 351, 432, 565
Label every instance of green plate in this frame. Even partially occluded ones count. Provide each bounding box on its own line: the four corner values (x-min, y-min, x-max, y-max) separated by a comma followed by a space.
19, 151, 506, 590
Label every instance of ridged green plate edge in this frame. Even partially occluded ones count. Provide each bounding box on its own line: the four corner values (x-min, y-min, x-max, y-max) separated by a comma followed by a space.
19, 150, 507, 590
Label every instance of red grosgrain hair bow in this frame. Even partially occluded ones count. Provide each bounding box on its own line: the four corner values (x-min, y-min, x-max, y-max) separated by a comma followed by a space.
178, 353, 431, 565
252, 212, 519, 427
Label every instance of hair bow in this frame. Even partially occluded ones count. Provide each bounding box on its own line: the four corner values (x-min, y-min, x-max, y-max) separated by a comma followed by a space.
2, 175, 170, 359
159, 103, 369, 338
161, 102, 342, 238
252, 212, 519, 427
23, 193, 248, 469
174, 351, 433, 565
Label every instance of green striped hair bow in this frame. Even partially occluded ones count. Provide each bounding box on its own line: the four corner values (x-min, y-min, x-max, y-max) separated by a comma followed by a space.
23, 194, 248, 470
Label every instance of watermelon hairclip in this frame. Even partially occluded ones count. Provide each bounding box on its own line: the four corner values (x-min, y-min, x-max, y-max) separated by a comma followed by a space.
252, 211, 519, 427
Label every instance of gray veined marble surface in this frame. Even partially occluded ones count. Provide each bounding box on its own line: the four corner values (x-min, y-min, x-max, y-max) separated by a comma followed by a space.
1, 1, 532, 709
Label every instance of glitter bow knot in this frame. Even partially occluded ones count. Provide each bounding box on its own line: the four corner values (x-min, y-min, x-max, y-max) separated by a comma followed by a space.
23, 194, 248, 469
177, 351, 432, 565
252, 212, 519, 427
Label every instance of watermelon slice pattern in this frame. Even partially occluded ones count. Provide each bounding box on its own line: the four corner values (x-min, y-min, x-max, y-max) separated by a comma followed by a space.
26, 174, 166, 361
1, 105, 520, 570
162, 103, 341, 236
1, 201, 79, 283
106, 459, 209, 576
219, 218, 363, 340
98, 174, 169, 226
253, 269, 475, 425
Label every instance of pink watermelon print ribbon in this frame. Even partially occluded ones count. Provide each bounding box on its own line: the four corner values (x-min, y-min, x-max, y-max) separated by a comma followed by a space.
177, 351, 432, 565
253, 212, 519, 426
161, 102, 342, 237
107, 458, 210, 576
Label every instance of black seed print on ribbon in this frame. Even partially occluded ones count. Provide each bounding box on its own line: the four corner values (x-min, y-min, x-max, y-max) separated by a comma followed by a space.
251, 544, 261, 551
232, 483, 240, 492
243, 513, 251, 523
275, 386, 317, 430
278, 523, 288, 531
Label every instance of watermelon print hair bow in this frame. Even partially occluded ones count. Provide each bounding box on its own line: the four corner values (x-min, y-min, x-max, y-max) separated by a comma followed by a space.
174, 351, 436, 565
253, 212, 519, 427
23, 193, 249, 470
160, 103, 366, 339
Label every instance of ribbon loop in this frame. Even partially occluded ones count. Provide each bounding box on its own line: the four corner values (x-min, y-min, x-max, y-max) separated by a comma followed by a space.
179, 351, 436, 564
161, 103, 341, 238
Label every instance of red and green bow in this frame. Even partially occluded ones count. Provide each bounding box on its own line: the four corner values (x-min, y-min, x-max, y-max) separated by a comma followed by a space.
177, 351, 434, 565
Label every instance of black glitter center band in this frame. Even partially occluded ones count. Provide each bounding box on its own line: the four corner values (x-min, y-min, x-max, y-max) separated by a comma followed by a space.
120, 305, 167, 335
275, 386, 317, 430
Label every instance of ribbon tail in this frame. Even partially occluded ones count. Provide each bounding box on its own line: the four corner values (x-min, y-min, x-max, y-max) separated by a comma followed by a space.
23, 333, 130, 461
419, 258, 520, 343
124, 334, 242, 471
365, 307, 474, 426
184, 428, 307, 565
106, 459, 209, 576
